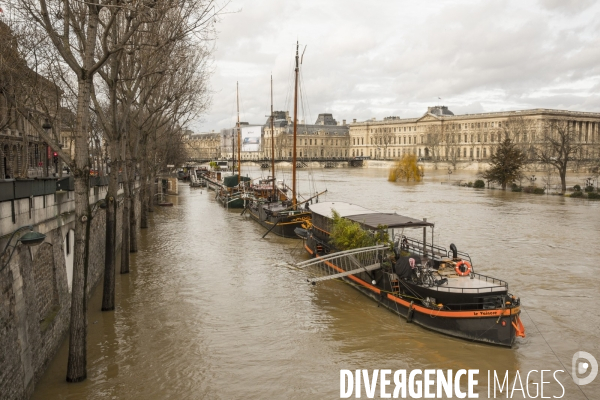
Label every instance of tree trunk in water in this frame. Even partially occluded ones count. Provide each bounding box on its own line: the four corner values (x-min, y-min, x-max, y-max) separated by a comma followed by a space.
101, 141, 118, 311
66, 77, 92, 383
140, 178, 148, 228
140, 151, 148, 228
148, 171, 155, 212
129, 182, 138, 253
121, 166, 131, 273
560, 168, 567, 194
501, 182, 507, 190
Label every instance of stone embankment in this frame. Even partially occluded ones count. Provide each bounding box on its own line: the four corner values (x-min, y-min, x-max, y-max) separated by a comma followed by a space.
0, 180, 139, 399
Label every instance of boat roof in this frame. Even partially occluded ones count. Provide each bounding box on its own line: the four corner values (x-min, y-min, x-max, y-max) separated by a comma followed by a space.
309, 201, 433, 229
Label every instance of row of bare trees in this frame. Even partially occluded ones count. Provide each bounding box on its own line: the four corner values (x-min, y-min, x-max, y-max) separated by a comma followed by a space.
5, 0, 218, 383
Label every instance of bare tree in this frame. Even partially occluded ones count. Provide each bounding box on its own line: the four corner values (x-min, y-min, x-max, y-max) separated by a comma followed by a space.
13, 0, 163, 381
536, 119, 583, 194
372, 127, 394, 159
497, 116, 538, 162
424, 124, 443, 169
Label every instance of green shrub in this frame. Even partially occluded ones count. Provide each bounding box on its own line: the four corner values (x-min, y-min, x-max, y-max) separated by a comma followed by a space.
330, 209, 376, 250
573, 184, 581, 191
473, 179, 485, 188
511, 183, 522, 192
584, 185, 595, 193
588, 192, 600, 200
533, 188, 545, 195
467, 181, 473, 187
571, 191, 584, 198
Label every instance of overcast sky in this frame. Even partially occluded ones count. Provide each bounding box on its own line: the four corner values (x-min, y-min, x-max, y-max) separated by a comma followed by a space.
194, 0, 600, 132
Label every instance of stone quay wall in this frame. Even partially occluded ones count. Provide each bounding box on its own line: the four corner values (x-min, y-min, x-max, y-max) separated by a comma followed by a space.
0, 182, 140, 400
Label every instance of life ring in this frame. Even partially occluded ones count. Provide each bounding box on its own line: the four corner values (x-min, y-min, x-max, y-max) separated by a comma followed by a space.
455, 260, 472, 276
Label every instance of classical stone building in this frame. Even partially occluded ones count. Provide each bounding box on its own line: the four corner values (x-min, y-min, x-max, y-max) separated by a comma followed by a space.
348, 106, 600, 163
185, 131, 221, 161
262, 112, 350, 160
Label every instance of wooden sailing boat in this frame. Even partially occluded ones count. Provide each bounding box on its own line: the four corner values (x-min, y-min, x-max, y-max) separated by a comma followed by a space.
217, 82, 250, 208
247, 42, 325, 238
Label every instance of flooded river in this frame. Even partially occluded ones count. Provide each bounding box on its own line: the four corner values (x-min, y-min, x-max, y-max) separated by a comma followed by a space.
33, 167, 600, 399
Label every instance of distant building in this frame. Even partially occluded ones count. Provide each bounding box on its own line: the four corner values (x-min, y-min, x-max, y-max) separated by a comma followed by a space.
220, 122, 264, 161
348, 106, 600, 161
185, 132, 221, 160
1, 20, 62, 179
263, 112, 350, 160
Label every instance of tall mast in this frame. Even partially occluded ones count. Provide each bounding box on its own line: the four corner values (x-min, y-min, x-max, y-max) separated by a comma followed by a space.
292, 41, 299, 208
270, 75, 276, 197
237, 81, 241, 184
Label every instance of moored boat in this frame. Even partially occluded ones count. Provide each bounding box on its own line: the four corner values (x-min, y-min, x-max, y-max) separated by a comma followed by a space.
298, 201, 525, 347
246, 43, 324, 238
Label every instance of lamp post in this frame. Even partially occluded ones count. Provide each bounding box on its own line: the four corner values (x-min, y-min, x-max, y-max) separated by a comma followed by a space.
529, 175, 536, 186
42, 120, 52, 178
1, 225, 46, 273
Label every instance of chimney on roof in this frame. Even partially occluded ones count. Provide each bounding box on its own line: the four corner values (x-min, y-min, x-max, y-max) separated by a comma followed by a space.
342, 119, 346, 126
353, 119, 357, 123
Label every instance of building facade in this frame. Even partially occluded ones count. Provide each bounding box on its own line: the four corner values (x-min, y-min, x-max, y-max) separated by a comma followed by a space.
1, 21, 63, 180
348, 106, 600, 163
185, 132, 221, 161
263, 112, 350, 160
219, 123, 264, 161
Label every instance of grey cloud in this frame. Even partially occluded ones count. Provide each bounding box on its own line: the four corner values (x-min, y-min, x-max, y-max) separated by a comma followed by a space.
195, 0, 600, 132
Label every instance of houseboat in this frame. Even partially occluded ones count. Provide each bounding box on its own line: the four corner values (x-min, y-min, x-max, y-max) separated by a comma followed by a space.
297, 201, 525, 347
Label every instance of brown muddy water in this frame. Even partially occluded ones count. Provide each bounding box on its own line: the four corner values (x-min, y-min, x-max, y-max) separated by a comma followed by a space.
33, 167, 600, 399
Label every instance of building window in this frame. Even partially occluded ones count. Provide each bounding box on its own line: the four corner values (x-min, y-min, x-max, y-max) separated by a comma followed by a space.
483, 148, 487, 158
470, 148, 473, 158
463, 148, 466, 157
408, 137, 411, 144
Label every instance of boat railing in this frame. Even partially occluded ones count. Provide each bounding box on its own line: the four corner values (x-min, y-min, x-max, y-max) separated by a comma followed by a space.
394, 235, 473, 265
421, 272, 508, 294
394, 235, 448, 259
296, 245, 388, 283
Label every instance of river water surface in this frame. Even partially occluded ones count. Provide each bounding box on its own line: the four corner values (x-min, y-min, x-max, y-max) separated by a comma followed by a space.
33, 167, 600, 399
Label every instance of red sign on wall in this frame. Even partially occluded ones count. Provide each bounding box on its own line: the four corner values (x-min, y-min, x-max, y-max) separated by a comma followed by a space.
38, 162, 43, 167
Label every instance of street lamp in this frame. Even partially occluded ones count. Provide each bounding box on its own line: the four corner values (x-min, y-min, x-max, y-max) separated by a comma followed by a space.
42, 119, 52, 177
1, 225, 46, 273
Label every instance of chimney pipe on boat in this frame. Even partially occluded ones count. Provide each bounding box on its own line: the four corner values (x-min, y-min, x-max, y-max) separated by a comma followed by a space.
450, 243, 458, 260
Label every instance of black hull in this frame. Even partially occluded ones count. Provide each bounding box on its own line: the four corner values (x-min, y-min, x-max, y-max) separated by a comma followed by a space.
217, 194, 245, 208
248, 203, 311, 239
304, 236, 519, 347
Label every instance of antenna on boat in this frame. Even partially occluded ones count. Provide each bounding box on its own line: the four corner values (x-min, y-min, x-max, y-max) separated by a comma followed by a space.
237, 81, 241, 184
301, 45, 307, 65
271, 74, 276, 198
292, 41, 299, 209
